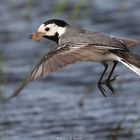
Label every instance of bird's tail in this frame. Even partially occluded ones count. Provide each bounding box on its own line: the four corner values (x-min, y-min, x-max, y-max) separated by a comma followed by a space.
115, 51, 140, 75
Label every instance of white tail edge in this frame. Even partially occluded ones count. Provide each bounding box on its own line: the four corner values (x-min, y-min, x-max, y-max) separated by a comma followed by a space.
117, 57, 140, 76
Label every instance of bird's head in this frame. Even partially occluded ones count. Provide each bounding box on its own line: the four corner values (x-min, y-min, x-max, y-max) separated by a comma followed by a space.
31, 19, 68, 43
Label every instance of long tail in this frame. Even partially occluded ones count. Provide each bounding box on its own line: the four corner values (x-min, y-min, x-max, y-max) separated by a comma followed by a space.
115, 51, 140, 75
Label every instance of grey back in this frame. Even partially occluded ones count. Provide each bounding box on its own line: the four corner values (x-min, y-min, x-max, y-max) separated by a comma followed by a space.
60, 26, 127, 50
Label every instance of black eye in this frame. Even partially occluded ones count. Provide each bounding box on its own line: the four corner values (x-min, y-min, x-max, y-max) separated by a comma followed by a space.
45, 27, 49, 31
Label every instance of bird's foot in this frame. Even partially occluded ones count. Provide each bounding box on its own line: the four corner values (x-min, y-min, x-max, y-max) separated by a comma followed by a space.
99, 75, 119, 95
98, 82, 107, 97
105, 75, 119, 94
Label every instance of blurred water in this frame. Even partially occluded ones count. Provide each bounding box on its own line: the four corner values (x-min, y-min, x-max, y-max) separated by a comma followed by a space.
0, 0, 140, 140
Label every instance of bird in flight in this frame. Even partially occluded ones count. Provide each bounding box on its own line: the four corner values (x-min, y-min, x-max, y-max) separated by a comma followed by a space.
5, 19, 140, 101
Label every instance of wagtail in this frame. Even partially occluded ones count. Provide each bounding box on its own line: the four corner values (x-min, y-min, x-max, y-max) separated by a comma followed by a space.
5, 19, 140, 101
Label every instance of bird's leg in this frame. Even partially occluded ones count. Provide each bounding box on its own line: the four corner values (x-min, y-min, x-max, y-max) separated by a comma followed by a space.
98, 62, 108, 97
105, 61, 118, 93
106, 61, 118, 82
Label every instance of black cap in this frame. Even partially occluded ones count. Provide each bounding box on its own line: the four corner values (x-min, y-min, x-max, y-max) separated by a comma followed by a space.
44, 19, 68, 27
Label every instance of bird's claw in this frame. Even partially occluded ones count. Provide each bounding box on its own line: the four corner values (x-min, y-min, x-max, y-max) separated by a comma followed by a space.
105, 75, 119, 94
107, 75, 120, 83
98, 75, 119, 95
98, 82, 107, 97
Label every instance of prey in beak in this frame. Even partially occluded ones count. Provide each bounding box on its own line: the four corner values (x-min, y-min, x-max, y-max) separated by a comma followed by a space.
30, 32, 45, 42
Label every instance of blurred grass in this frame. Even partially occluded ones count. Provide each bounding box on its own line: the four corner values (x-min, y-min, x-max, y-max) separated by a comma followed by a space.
23, 0, 86, 23
52, 0, 67, 16
68, 0, 83, 22
24, 0, 69, 19
51, 0, 85, 22
23, 0, 129, 21
24, 0, 33, 20
111, 97, 140, 140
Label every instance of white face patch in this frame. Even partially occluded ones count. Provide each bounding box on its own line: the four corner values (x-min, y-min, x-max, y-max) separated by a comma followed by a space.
37, 23, 66, 37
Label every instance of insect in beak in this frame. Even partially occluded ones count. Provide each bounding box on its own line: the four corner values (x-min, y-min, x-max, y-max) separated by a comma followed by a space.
30, 32, 45, 42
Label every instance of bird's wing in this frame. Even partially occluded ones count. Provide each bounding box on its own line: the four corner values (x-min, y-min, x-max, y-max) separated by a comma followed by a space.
84, 31, 139, 49
5, 42, 107, 101
29, 43, 88, 80
4, 41, 129, 102
25, 42, 127, 81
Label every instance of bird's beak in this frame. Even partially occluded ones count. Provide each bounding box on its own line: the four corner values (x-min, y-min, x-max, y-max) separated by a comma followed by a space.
30, 32, 45, 42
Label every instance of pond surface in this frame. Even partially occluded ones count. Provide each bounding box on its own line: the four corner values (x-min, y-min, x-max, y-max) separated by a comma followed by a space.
0, 0, 140, 140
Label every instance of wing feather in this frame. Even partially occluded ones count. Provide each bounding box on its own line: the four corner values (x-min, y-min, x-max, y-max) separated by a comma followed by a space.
4, 42, 125, 101
115, 37, 139, 47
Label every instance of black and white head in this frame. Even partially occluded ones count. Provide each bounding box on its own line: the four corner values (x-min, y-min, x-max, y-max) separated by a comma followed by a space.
37, 19, 68, 43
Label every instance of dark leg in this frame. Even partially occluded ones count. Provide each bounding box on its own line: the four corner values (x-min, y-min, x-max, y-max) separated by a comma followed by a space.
105, 61, 118, 93
98, 62, 108, 97
107, 61, 118, 81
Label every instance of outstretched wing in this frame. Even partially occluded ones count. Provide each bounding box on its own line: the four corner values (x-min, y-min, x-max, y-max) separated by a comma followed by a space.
29, 43, 85, 80
25, 42, 125, 81
4, 41, 129, 102
5, 42, 105, 101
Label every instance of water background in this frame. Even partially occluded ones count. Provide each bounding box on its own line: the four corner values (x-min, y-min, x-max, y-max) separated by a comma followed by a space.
0, 0, 140, 140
